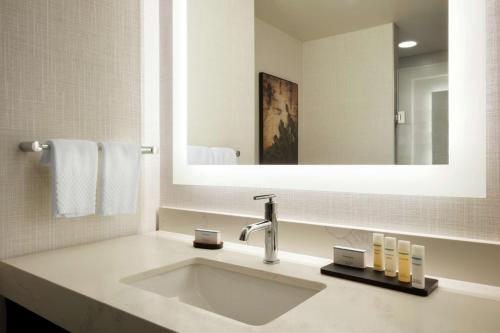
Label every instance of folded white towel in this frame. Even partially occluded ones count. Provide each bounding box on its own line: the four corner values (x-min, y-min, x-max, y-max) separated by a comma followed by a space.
188, 145, 212, 164
210, 147, 237, 165
97, 142, 141, 216
188, 145, 237, 165
40, 139, 98, 218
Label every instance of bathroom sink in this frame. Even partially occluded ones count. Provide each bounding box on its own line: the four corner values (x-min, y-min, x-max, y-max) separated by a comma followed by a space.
121, 257, 326, 326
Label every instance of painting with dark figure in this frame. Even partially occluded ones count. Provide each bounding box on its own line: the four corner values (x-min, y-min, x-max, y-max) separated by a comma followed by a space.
259, 73, 298, 164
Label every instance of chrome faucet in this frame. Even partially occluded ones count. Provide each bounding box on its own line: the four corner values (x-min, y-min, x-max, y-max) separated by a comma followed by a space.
239, 194, 279, 264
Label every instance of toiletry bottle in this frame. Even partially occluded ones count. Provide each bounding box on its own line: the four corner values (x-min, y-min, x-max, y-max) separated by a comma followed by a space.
398, 240, 411, 283
411, 245, 425, 289
373, 233, 385, 271
384, 237, 397, 277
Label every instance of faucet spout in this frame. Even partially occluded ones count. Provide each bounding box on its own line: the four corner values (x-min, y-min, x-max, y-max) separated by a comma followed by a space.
238, 220, 272, 241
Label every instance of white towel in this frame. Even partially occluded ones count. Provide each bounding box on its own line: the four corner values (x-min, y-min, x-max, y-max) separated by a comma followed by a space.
40, 139, 98, 218
98, 142, 141, 216
188, 145, 212, 164
210, 147, 237, 165
188, 145, 237, 165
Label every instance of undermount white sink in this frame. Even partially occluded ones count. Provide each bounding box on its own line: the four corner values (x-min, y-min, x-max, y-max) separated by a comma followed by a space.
121, 257, 326, 326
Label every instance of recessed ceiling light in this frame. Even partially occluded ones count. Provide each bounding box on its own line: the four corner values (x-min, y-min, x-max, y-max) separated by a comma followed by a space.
399, 41, 418, 48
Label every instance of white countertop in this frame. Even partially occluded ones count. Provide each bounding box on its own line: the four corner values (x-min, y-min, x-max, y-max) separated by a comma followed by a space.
1, 231, 500, 333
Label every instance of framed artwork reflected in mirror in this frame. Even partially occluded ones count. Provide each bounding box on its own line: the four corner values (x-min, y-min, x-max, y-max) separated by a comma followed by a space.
259, 73, 298, 165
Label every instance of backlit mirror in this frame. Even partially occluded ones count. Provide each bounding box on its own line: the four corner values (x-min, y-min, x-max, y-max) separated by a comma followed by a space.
187, 0, 448, 165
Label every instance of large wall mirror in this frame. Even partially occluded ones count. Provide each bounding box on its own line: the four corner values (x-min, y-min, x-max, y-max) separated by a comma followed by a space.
187, 0, 448, 165
171, 0, 486, 197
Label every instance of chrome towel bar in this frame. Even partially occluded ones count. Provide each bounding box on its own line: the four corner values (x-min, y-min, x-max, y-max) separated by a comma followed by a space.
19, 141, 158, 154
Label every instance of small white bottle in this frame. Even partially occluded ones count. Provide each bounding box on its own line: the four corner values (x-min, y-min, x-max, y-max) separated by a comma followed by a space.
411, 245, 426, 289
384, 237, 397, 277
373, 233, 385, 271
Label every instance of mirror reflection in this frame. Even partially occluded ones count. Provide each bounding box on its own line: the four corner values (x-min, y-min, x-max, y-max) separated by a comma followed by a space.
187, 0, 448, 165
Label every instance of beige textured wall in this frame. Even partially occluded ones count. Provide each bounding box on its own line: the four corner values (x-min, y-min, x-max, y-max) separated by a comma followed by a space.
301, 23, 395, 164
161, 0, 500, 243
187, 0, 255, 164
0, 0, 148, 260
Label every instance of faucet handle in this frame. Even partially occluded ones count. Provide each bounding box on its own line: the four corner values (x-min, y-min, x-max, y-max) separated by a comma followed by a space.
253, 194, 276, 202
